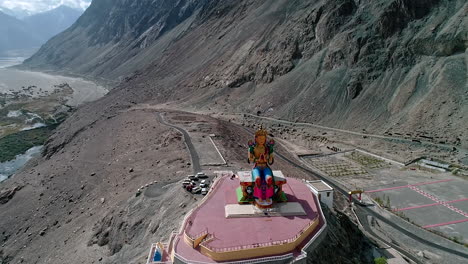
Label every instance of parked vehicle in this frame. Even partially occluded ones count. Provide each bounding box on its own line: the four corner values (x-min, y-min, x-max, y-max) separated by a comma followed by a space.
192, 187, 201, 194
201, 188, 208, 195
188, 175, 198, 180
196, 172, 208, 178
200, 179, 210, 185
182, 180, 191, 186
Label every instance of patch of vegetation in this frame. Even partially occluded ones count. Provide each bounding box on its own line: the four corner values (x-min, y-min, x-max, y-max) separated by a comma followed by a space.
312, 159, 367, 177
427, 229, 468, 247
375, 196, 416, 223
0, 102, 27, 117
374, 196, 384, 207
0, 124, 58, 162
393, 211, 411, 223
346, 151, 388, 169
0, 103, 27, 127
374, 194, 391, 209
44, 111, 69, 125
374, 257, 387, 264
450, 235, 464, 244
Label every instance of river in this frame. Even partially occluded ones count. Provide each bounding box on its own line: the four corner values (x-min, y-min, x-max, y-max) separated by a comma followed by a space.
0, 55, 108, 183
0, 68, 108, 107
0, 146, 43, 183
0, 57, 27, 68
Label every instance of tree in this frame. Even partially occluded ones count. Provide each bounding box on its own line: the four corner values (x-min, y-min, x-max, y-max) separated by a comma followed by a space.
374, 257, 387, 264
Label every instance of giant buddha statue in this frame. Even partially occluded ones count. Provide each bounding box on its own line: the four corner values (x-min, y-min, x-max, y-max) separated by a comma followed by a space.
236, 126, 287, 208
248, 126, 276, 206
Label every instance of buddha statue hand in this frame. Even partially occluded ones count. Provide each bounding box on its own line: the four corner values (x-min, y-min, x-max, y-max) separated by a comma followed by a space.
247, 140, 255, 163
266, 139, 275, 165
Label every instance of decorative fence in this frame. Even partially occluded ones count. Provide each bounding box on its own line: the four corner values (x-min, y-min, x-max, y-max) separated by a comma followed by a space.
169, 173, 330, 264
291, 183, 330, 263
201, 216, 318, 253
174, 251, 294, 264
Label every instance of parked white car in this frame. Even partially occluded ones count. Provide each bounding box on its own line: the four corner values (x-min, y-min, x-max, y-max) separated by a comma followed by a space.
182, 180, 191, 186
196, 172, 208, 178
200, 179, 210, 185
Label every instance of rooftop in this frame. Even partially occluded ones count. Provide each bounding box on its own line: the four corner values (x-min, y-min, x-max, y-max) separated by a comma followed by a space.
307, 180, 333, 192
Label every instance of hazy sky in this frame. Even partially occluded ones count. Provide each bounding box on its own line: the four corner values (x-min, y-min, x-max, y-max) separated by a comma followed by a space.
0, 0, 91, 13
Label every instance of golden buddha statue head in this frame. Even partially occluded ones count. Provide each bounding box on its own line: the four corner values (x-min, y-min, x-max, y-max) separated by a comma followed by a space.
254, 125, 268, 145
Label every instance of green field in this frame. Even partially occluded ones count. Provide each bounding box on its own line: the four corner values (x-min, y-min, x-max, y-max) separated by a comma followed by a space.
0, 124, 58, 162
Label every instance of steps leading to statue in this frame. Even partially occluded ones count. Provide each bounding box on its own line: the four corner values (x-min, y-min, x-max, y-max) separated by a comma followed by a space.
225, 202, 306, 218
238, 170, 287, 183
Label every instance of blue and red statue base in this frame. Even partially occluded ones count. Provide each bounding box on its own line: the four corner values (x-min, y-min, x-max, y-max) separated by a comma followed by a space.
237, 170, 287, 208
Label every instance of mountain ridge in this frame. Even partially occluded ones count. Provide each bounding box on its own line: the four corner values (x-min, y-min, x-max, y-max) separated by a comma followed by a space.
0, 11, 42, 54
19, 0, 468, 155
23, 5, 83, 43
0, 5, 84, 56
1, 1, 467, 263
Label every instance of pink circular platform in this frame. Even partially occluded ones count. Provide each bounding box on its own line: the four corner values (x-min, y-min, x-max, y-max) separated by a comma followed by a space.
174, 175, 324, 263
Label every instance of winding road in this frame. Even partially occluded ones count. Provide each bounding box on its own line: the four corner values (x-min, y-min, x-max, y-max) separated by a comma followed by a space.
238, 124, 468, 262
277, 145, 468, 262
157, 110, 468, 262
157, 112, 201, 174
243, 113, 468, 158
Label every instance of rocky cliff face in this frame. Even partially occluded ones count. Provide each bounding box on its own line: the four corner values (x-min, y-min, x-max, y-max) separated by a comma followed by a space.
21, 0, 468, 153
307, 205, 374, 264
22, 0, 210, 78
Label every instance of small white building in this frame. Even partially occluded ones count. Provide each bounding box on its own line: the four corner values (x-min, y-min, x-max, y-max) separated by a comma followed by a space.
307, 180, 334, 209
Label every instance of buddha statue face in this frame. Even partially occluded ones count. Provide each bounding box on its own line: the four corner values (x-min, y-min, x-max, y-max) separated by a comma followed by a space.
256, 135, 266, 145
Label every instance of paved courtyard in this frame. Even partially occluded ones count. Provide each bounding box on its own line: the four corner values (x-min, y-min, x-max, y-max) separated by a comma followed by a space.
302, 151, 468, 243
366, 178, 468, 243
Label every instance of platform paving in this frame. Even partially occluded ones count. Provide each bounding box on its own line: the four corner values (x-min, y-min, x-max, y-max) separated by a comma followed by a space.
173, 175, 324, 263
367, 178, 468, 243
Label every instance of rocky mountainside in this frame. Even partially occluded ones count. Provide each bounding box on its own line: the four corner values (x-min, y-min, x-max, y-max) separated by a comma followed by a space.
23, 5, 83, 43
0, 11, 42, 54
21, 0, 468, 152
21, 0, 210, 78
0, 6, 83, 56
0, 6, 31, 19
1, 1, 466, 263
0, 111, 378, 264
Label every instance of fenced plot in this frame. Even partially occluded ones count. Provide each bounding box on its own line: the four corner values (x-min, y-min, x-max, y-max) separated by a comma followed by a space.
304, 155, 368, 177
345, 151, 390, 169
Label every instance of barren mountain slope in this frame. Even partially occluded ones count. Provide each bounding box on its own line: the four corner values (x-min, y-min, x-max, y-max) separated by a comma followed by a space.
2, 1, 466, 263
0, 111, 375, 264
21, 0, 468, 151
0, 110, 194, 263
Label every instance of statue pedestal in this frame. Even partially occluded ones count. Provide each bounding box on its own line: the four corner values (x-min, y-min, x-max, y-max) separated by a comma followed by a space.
255, 198, 273, 208
237, 170, 288, 205
225, 202, 306, 218
238, 170, 287, 182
